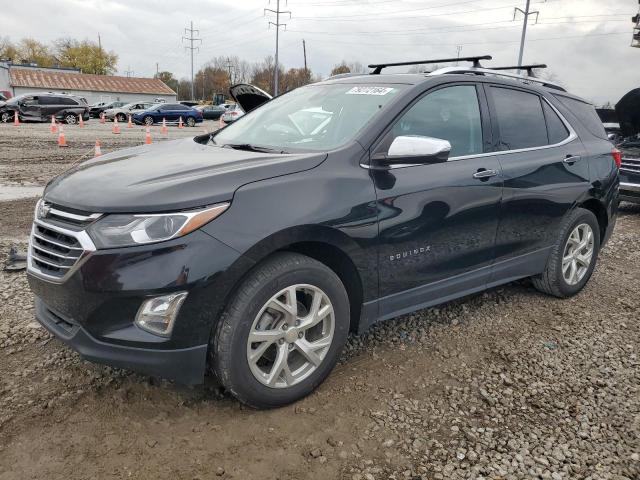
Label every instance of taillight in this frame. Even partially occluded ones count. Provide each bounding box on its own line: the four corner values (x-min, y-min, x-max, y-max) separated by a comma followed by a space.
612, 148, 622, 168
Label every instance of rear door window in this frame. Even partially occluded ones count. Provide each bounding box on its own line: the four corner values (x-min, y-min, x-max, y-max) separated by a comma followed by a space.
542, 101, 570, 145
490, 87, 548, 150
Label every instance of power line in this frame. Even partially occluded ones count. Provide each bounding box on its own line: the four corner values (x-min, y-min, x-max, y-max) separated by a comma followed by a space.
265, 0, 291, 96
183, 20, 202, 101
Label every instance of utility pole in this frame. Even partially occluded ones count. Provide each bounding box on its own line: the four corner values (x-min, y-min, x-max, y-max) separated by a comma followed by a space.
455, 45, 462, 66
226, 58, 234, 84
124, 66, 134, 78
514, 0, 539, 71
98, 33, 102, 50
265, 0, 291, 96
303, 39, 308, 74
183, 21, 202, 100
156, 62, 159, 78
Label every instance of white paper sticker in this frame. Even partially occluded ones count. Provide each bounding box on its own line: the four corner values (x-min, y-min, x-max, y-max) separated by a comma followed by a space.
346, 86, 394, 96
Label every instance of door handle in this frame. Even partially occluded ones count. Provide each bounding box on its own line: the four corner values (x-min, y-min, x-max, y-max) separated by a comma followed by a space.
563, 155, 582, 165
472, 169, 499, 180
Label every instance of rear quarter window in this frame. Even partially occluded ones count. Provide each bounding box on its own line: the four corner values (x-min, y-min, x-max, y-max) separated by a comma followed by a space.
553, 95, 607, 139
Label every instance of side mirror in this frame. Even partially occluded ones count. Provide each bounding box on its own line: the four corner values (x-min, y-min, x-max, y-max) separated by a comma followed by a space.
379, 135, 451, 165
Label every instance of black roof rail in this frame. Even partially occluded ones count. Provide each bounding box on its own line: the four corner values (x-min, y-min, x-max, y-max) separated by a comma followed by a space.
368, 55, 492, 74
491, 64, 547, 77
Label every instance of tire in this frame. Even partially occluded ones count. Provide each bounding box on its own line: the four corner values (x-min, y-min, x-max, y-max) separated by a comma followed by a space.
143, 116, 154, 126
212, 252, 350, 408
64, 113, 77, 125
0, 111, 10, 123
532, 208, 600, 298
186, 116, 196, 127
116, 113, 126, 123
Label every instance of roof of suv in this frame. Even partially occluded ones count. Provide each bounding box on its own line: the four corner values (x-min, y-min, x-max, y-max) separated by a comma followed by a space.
321, 71, 587, 103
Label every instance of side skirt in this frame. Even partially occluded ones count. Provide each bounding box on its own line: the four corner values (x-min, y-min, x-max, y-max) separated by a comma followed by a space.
358, 247, 551, 332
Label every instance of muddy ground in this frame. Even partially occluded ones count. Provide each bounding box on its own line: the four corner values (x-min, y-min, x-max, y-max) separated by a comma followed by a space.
0, 121, 638, 480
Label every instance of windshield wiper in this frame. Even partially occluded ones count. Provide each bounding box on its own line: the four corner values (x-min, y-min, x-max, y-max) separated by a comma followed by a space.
223, 143, 288, 154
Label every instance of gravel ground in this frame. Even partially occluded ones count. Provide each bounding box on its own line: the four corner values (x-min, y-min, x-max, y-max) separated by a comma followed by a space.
0, 122, 638, 479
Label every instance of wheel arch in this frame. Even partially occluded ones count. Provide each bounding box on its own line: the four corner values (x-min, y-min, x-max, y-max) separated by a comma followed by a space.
577, 198, 608, 243
216, 225, 371, 335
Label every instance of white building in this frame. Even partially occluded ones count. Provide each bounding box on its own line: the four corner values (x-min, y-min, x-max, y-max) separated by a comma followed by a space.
0, 63, 176, 104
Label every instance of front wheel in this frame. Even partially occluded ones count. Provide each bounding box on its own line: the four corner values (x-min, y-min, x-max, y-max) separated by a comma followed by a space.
532, 208, 600, 298
212, 252, 350, 408
0, 111, 11, 123
116, 113, 126, 123
143, 116, 154, 126
186, 116, 196, 127
64, 113, 77, 125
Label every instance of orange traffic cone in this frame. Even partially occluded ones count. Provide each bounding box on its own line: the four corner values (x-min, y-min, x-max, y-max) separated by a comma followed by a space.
100, 112, 105, 124
178, 116, 184, 129
127, 114, 133, 128
58, 125, 68, 147
94, 139, 102, 157
50, 116, 58, 134
112, 117, 121, 134
144, 127, 152, 145
161, 118, 168, 136
78, 114, 85, 128
13, 111, 19, 126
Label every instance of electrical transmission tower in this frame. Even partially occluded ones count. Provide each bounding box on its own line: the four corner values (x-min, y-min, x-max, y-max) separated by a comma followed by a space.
514, 0, 539, 71
183, 21, 202, 100
632, 1, 640, 48
265, 0, 291, 96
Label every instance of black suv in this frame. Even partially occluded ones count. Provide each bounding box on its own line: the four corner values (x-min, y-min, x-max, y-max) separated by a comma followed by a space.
27, 57, 619, 408
0, 93, 89, 124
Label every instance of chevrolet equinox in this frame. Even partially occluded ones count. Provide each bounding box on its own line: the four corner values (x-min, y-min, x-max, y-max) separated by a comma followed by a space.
27, 57, 619, 408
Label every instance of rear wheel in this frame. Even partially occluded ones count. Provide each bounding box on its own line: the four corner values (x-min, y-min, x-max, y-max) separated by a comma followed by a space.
116, 113, 126, 123
532, 208, 600, 298
186, 116, 196, 127
211, 252, 349, 408
64, 113, 77, 125
143, 116, 154, 126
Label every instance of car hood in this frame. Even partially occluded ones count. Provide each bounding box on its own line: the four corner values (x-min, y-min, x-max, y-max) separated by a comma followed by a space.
44, 137, 327, 213
615, 88, 640, 138
229, 84, 272, 113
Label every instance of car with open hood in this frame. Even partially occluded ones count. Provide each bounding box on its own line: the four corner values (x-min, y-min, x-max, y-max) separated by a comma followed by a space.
27, 57, 619, 408
614, 88, 640, 203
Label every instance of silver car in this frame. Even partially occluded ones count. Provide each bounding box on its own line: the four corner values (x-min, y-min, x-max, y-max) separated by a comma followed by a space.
104, 102, 155, 122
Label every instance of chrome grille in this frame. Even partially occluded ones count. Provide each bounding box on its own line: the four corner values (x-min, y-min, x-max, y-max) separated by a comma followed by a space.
28, 201, 100, 282
621, 157, 640, 174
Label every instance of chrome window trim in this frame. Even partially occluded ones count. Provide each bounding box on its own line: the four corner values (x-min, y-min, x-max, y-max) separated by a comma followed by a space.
361, 94, 577, 170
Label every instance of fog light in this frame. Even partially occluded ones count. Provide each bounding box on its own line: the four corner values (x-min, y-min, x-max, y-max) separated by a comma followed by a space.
135, 292, 188, 337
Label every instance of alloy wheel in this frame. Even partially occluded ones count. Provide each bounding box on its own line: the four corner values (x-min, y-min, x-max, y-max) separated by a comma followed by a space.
144, 116, 154, 126
187, 117, 196, 127
65, 114, 77, 125
246, 284, 335, 389
0, 112, 10, 123
117, 113, 126, 122
562, 223, 594, 285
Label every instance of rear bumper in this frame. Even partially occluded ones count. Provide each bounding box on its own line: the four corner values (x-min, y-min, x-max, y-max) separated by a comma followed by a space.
619, 181, 640, 204
35, 299, 208, 384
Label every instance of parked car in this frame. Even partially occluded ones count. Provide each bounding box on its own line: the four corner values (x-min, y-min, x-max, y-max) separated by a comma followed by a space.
221, 104, 245, 123
615, 87, 640, 203
104, 101, 155, 122
179, 100, 200, 107
132, 102, 203, 126
89, 101, 126, 118
27, 58, 619, 408
195, 104, 226, 120
0, 93, 89, 124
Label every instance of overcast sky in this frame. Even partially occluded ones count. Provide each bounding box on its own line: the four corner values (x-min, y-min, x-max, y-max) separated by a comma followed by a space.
2, 0, 638, 104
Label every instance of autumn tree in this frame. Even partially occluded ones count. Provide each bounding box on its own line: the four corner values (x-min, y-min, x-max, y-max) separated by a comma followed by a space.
16, 38, 54, 67
156, 71, 179, 93
54, 38, 118, 75
0, 37, 19, 61
330, 62, 351, 76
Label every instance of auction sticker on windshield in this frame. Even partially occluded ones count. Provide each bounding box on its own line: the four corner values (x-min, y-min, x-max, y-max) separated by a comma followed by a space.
346, 86, 395, 95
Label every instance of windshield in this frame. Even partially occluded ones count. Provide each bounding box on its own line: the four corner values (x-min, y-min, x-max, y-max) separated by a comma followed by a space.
214, 83, 406, 152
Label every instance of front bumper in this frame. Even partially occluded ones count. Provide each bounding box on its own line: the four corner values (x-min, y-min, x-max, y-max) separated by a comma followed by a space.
35, 299, 208, 384
28, 229, 254, 384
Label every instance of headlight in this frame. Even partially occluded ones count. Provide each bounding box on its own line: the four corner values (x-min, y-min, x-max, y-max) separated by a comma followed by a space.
87, 203, 229, 248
